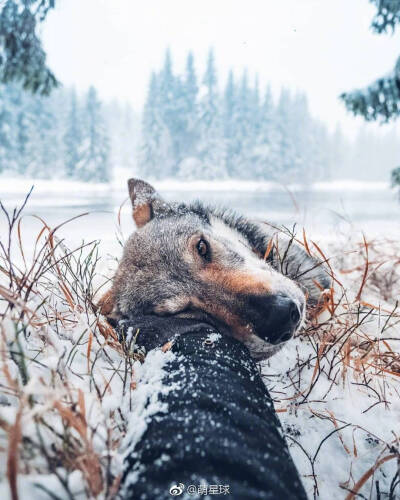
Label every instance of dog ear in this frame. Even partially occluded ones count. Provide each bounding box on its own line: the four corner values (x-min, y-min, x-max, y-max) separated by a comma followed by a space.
127, 178, 169, 227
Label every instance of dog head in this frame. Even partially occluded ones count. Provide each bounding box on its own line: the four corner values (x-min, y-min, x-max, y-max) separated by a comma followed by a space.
105, 178, 307, 359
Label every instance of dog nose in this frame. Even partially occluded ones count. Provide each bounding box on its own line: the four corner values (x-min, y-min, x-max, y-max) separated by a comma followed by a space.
266, 295, 301, 344
246, 294, 301, 345
289, 301, 301, 325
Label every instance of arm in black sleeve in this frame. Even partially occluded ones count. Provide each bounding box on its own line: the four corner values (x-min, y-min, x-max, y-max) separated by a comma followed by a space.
118, 322, 307, 500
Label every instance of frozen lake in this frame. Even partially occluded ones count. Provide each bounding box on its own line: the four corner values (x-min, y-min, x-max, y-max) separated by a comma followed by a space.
0, 179, 399, 259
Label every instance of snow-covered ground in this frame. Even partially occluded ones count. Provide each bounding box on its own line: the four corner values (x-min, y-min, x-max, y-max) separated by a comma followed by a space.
0, 178, 399, 499
0, 174, 392, 195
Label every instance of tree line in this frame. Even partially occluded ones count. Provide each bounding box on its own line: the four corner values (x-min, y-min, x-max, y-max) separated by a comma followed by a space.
139, 49, 334, 182
0, 84, 136, 182
0, 48, 398, 184
1, 2, 400, 189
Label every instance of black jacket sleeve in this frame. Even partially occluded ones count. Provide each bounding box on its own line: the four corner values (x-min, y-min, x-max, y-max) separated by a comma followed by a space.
118, 322, 307, 500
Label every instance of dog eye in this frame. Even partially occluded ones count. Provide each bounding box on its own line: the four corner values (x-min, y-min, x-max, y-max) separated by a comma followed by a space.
196, 239, 209, 259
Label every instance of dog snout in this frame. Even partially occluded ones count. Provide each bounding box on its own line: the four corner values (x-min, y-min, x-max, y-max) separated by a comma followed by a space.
246, 294, 302, 345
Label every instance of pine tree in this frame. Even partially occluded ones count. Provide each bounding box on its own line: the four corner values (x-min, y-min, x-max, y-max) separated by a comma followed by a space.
341, 1, 400, 122
253, 85, 279, 179
14, 89, 30, 175
139, 71, 173, 179
79, 86, 111, 182
185, 52, 198, 125
17, 91, 43, 176
340, 1, 400, 192
137, 46, 382, 183
176, 52, 201, 178
230, 71, 255, 178
223, 70, 236, 176
181, 51, 198, 159
0, 84, 17, 173
17, 90, 61, 178
170, 75, 188, 170
0, 0, 57, 94
275, 88, 297, 182
39, 93, 61, 176
64, 88, 83, 178
140, 72, 159, 177
0, 81, 141, 181
195, 49, 226, 179
392, 166, 400, 199
157, 49, 180, 175
291, 92, 312, 183
202, 49, 218, 123
250, 76, 261, 138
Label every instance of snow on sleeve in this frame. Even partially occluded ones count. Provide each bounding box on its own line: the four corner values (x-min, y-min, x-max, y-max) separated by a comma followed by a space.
206, 332, 222, 343
116, 348, 180, 492
119, 348, 177, 458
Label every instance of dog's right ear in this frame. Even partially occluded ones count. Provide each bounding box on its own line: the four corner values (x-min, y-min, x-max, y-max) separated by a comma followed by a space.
127, 178, 170, 228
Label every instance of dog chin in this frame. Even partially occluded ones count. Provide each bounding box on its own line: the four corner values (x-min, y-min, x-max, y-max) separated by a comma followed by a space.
244, 333, 287, 361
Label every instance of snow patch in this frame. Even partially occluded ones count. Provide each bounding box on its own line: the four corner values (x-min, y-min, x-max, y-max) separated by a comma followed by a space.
206, 332, 222, 343
120, 348, 178, 458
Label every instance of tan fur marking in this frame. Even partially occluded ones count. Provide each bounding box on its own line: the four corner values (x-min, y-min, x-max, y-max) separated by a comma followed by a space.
97, 289, 115, 316
190, 297, 253, 342
133, 204, 152, 228
162, 341, 173, 352
199, 264, 271, 295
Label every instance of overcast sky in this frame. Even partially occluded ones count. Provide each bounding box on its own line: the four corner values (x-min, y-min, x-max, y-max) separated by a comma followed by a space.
42, 0, 400, 137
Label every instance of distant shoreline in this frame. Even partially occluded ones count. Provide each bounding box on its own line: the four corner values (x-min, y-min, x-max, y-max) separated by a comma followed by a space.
0, 176, 391, 195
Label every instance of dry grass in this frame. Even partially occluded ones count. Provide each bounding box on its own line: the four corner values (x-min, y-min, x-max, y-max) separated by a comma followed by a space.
0, 192, 399, 499
0, 191, 133, 499
264, 227, 400, 499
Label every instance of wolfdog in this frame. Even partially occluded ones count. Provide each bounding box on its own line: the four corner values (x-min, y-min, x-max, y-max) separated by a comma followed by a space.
99, 179, 331, 360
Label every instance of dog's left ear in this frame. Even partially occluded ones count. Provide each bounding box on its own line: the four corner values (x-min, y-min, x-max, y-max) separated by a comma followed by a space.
127, 178, 171, 228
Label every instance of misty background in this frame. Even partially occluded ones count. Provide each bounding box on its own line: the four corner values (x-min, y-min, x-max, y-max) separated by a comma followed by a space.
1, 0, 399, 255
2, 48, 398, 183
2, 0, 400, 184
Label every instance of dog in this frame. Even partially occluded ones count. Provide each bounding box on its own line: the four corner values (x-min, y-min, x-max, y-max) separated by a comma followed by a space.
99, 178, 331, 360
